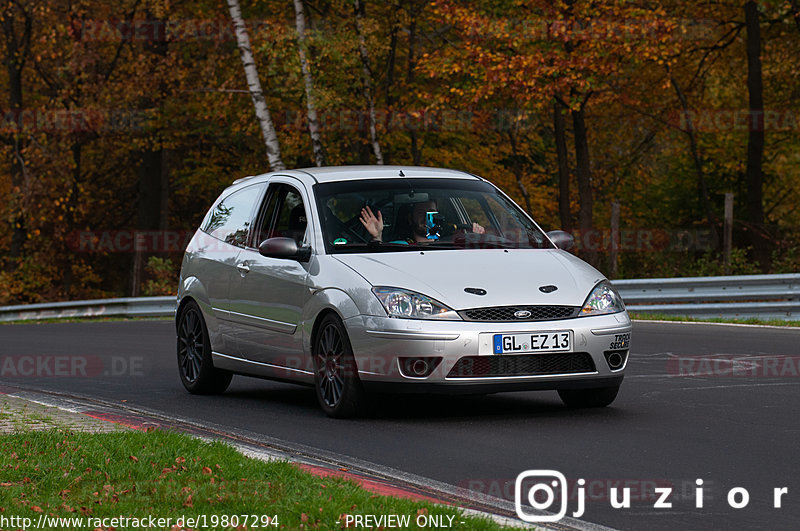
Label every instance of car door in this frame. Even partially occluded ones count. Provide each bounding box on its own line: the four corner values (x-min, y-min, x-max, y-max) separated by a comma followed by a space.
196, 182, 266, 357
228, 179, 313, 370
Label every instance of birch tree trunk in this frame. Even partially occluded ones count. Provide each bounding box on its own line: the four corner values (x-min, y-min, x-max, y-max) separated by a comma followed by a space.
293, 0, 325, 166
226, 0, 285, 171
353, 0, 383, 164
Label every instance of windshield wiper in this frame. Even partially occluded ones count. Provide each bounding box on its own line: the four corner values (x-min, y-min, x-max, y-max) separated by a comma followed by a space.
366, 240, 414, 248
333, 240, 460, 253
331, 241, 420, 253
419, 242, 459, 250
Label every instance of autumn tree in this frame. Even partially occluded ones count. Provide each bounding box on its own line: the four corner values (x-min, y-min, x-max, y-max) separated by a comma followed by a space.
2, 0, 800, 303
419, 1, 679, 266
1, 0, 33, 268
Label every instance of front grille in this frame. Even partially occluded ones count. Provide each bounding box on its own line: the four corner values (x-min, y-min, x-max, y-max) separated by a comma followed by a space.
447, 352, 596, 378
458, 305, 579, 322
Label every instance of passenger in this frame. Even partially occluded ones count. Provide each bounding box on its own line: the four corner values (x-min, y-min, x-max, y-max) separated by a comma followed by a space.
359, 201, 484, 243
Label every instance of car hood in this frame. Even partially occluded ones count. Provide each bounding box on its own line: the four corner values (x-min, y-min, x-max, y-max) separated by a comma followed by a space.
333, 249, 604, 309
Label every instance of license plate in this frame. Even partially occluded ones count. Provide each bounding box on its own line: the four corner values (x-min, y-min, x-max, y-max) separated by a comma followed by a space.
493, 331, 572, 354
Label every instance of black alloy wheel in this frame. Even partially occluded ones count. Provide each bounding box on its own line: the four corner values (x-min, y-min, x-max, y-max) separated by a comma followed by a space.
177, 300, 232, 394
313, 314, 364, 418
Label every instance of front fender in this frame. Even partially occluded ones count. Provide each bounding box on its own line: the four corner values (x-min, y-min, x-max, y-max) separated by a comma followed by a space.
300, 288, 362, 355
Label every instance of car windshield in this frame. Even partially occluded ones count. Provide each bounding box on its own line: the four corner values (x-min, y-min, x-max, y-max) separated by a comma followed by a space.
314, 178, 554, 253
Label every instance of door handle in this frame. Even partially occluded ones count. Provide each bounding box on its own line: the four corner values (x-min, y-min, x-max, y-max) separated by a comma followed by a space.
236, 262, 250, 274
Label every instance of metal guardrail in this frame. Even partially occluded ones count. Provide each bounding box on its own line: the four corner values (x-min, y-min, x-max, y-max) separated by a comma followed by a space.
0, 296, 175, 323
613, 274, 800, 321
0, 274, 798, 322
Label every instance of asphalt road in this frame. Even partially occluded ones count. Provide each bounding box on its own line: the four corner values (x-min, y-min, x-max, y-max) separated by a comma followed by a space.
2, 319, 799, 530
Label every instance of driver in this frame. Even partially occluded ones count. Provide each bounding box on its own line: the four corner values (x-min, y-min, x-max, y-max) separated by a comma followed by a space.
360, 201, 484, 243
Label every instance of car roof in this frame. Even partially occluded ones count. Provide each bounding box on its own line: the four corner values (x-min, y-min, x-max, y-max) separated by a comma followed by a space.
233, 165, 483, 185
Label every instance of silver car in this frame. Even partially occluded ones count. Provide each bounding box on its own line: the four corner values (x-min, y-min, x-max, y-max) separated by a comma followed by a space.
176, 166, 631, 417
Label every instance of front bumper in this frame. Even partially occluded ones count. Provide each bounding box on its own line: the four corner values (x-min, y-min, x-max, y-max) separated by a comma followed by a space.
344, 311, 631, 392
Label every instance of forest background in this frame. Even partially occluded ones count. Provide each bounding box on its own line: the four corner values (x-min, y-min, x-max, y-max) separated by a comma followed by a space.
1, 0, 799, 303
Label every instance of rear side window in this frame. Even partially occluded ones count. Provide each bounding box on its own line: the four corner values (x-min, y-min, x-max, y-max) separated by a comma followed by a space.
202, 183, 266, 247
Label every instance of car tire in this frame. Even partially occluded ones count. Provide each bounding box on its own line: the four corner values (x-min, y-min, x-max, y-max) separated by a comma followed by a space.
177, 300, 232, 395
313, 313, 364, 418
558, 385, 619, 408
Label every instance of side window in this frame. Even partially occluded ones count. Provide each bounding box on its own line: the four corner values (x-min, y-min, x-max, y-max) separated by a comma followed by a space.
458, 196, 491, 227
484, 194, 544, 246
252, 183, 309, 246
251, 187, 281, 247
202, 184, 265, 247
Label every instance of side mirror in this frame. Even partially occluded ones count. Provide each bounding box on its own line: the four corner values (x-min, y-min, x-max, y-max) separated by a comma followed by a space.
258, 237, 312, 262
546, 230, 575, 251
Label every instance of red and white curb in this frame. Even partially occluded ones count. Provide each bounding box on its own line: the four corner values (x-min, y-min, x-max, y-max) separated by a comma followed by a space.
0, 386, 614, 531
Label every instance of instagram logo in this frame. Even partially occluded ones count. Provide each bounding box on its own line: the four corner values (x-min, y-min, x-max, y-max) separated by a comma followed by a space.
515, 470, 569, 523
513, 471, 789, 523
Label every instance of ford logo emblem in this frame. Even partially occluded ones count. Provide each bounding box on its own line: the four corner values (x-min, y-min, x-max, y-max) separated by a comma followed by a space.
514, 310, 532, 319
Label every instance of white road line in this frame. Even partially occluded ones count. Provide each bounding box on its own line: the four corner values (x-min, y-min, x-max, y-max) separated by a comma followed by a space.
662, 382, 800, 391
633, 319, 800, 331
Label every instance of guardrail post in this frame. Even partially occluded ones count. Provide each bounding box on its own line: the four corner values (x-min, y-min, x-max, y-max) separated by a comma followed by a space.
723, 192, 734, 274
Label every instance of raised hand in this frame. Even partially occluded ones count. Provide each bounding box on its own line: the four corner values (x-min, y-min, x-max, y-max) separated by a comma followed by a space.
359, 206, 384, 240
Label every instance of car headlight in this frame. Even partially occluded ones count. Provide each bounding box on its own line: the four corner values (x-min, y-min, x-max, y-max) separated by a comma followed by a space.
579, 281, 625, 316
371, 287, 461, 320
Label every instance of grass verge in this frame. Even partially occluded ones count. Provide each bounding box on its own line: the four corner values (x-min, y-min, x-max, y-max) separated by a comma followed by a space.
629, 312, 800, 327
0, 428, 503, 530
